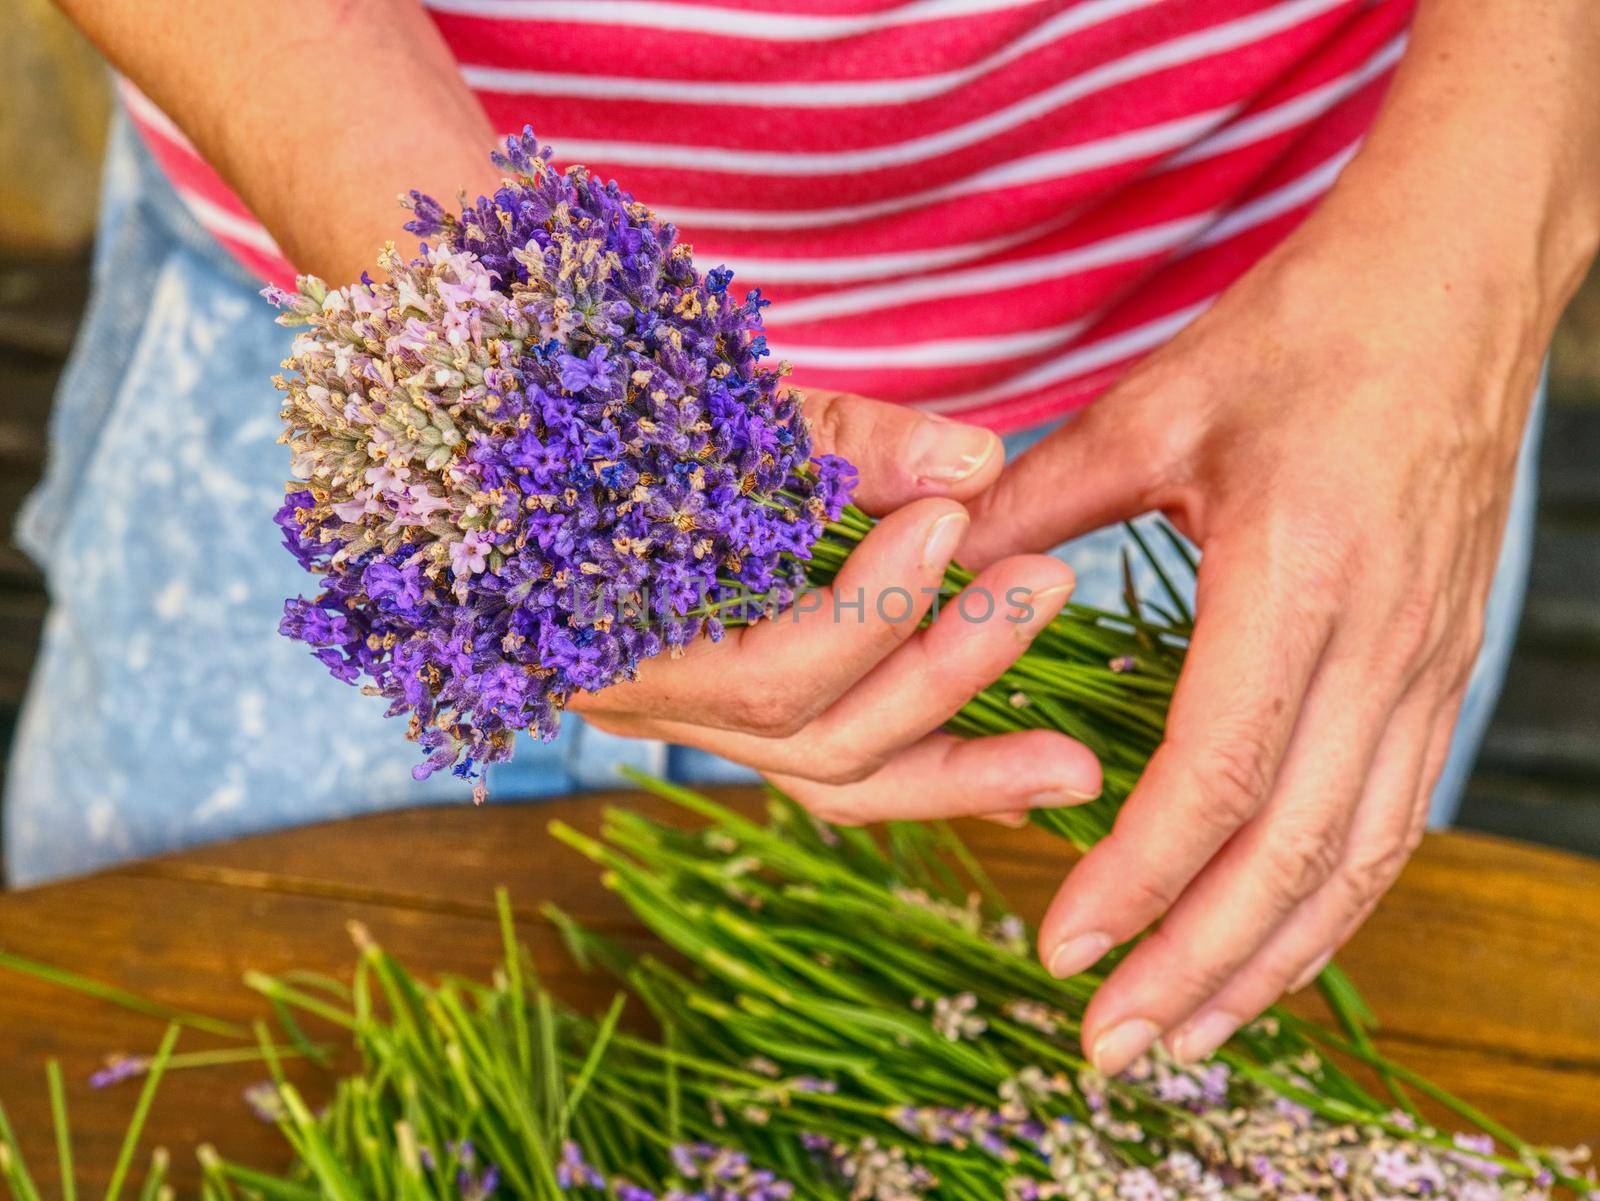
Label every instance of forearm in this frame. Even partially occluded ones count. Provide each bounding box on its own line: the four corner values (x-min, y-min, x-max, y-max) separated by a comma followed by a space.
1316, 0, 1600, 341
55, 0, 500, 282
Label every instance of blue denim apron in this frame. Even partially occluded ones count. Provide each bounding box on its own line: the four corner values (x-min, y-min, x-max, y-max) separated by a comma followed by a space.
4, 112, 1542, 885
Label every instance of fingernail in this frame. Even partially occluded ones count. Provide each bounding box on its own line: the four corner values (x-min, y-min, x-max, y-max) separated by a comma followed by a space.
921, 511, 969, 570
1047, 931, 1112, 979
1290, 949, 1334, 993
909, 417, 998, 486
983, 811, 1029, 828
1018, 582, 1074, 636
1023, 780, 1100, 808
1091, 1018, 1160, 1076
1170, 1010, 1240, 1064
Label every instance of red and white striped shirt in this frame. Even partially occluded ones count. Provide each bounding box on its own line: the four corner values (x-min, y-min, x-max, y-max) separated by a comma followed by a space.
125, 0, 1413, 431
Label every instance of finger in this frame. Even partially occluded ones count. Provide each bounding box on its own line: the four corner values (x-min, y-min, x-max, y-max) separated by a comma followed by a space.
1329, 682, 1465, 948
577, 498, 968, 733
769, 730, 1102, 825
961, 383, 1172, 568
1038, 544, 1332, 993
1161, 685, 1439, 1063
806, 554, 1085, 760
602, 556, 1100, 802
1168, 668, 1469, 1055
1079, 645, 1395, 1072
801, 390, 1002, 514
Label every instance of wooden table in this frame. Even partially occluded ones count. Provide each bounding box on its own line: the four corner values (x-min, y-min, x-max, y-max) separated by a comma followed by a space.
1, 788, 1597, 1193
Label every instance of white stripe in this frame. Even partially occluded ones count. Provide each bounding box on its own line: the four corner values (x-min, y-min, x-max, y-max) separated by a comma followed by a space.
426, 0, 1049, 39
118, 29, 1399, 289
773, 143, 1356, 336
118, 93, 1353, 297
773, 216, 1211, 325
461, 0, 1165, 106
777, 318, 1094, 369
1166, 32, 1405, 166
549, 0, 1352, 175
922, 302, 1208, 412
720, 217, 1063, 284
116, 80, 286, 258
655, 32, 1400, 231
118, 78, 190, 148
1191, 140, 1356, 247
177, 188, 285, 257
661, 110, 1224, 231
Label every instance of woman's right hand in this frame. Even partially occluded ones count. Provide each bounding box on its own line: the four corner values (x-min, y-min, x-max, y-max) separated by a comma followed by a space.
573, 389, 1104, 825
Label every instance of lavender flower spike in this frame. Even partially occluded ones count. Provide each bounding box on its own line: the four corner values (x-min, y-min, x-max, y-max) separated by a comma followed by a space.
269, 128, 856, 790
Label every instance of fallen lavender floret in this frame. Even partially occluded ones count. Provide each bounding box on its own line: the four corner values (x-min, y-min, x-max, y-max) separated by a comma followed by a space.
269, 128, 855, 792
87, 1054, 146, 1090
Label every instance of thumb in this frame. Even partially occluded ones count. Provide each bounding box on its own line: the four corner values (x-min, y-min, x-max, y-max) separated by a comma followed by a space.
961, 387, 1169, 569
800, 388, 1003, 515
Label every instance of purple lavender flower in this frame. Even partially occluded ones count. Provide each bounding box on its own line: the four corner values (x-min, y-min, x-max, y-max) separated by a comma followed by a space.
459, 1163, 501, 1200
269, 129, 856, 790
665, 1142, 794, 1201
791, 1077, 837, 1095
88, 1055, 147, 1089
558, 1140, 605, 1190
441, 1141, 501, 1200
556, 344, 614, 393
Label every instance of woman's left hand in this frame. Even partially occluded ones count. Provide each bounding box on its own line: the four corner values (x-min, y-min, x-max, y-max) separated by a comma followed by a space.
960, 151, 1592, 1073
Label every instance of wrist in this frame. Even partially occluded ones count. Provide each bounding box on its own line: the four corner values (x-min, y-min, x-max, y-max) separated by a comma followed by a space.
1312, 2, 1600, 352
1330, 154, 1590, 335
284, 127, 503, 285
1285, 154, 1588, 400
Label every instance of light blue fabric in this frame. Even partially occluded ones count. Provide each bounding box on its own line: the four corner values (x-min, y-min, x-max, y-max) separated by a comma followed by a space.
4, 112, 1537, 885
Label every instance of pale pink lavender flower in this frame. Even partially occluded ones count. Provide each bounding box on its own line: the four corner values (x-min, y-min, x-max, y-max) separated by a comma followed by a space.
242, 1081, 285, 1123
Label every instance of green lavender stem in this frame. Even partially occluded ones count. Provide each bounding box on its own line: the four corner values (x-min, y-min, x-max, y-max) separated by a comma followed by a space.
1, 804, 1587, 1198
804, 507, 1184, 849
550, 778, 1589, 1193
808, 515, 1589, 1188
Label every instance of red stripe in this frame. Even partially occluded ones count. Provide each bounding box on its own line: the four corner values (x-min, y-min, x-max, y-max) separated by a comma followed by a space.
134, 119, 261, 224
792, 202, 1311, 406
761, 80, 1386, 343
672, 48, 1393, 265
124, 0, 1416, 431
529, 12, 1362, 205
429, 2, 1096, 84
932, 201, 1326, 428
222, 237, 298, 289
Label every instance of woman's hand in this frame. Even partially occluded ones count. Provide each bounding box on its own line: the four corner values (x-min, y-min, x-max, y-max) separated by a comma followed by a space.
575, 389, 1104, 825
964, 223, 1542, 1073
962, 3, 1600, 1064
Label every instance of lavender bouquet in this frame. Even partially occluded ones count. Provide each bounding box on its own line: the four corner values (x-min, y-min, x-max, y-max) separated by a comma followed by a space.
271, 129, 854, 795
269, 128, 1178, 835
